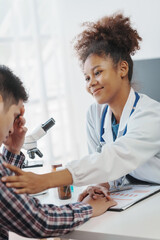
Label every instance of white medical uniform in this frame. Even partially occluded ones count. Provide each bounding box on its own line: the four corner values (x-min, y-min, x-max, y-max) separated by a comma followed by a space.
66, 88, 160, 186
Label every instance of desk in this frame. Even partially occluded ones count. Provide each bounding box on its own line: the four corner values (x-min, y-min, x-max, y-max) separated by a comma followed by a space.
39, 187, 160, 240
9, 186, 160, 240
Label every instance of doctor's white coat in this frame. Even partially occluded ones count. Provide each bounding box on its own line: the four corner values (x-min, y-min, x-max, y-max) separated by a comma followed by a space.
66, 88, 160, 186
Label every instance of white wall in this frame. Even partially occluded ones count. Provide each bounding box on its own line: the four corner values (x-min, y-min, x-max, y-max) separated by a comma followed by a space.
56, 0, 160, 158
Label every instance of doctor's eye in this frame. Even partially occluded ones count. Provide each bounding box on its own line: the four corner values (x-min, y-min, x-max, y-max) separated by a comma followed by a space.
85, 76, 90, 82
95, 70, 102, 76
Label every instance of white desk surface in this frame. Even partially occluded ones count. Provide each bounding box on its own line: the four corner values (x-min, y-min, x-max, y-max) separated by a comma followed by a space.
37, 186, 160, 240
9, 186, 160, 240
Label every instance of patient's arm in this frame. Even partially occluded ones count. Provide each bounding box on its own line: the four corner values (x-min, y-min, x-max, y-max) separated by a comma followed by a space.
82, 194, 116, 217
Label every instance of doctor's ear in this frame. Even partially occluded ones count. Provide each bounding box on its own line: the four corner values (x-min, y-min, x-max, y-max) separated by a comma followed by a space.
119, 61, 129, 79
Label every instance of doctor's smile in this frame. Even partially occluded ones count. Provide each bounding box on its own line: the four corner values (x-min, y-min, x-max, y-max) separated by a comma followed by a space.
91, 87, 104, 96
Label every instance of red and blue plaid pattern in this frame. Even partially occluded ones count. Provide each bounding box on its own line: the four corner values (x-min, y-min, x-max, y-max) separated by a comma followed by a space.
0, 148, 92, 239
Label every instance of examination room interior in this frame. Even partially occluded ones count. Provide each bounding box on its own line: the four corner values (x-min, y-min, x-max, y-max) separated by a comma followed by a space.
0, 0, 160, 239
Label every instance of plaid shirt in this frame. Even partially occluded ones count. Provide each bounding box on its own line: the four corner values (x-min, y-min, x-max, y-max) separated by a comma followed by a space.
0, 148, 92, 240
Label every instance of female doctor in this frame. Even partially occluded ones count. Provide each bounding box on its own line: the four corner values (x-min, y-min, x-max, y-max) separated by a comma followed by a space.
2, 13, 160, 197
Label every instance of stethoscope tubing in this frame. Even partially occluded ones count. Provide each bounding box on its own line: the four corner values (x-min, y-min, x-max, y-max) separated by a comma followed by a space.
97, 92, 140, 152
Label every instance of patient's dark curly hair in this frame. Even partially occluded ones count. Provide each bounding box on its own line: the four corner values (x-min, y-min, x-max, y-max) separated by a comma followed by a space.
74, 13, 142, 82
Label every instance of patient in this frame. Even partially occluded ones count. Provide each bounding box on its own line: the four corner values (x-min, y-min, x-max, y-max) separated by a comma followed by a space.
0, 65, 116, 240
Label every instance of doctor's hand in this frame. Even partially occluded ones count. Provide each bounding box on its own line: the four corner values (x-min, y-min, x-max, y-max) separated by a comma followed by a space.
3, 106, 27, 155
1, 163, 49, 194
78, 183, 110, 201
82, 195, 116, 217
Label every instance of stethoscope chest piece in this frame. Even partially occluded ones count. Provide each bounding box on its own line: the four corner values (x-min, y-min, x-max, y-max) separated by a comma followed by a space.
96, 145, 102, 153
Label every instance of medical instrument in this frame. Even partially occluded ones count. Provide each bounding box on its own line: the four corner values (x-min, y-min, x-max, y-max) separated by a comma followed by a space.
97, 92, 140, 153
23, 118, 55, 159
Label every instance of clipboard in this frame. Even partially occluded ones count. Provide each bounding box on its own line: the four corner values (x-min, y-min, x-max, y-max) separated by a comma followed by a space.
108, 184, 160, 211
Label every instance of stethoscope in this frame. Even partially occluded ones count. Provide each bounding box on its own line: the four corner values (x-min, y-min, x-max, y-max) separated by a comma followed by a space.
96, 92, 140, 192
96, 92, 140, 153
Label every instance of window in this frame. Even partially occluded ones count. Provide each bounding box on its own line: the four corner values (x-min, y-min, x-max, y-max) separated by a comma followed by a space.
0, 0, 78, 166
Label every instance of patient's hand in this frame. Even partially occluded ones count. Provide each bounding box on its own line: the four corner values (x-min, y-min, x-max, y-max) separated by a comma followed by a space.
82, 195, 116, 217
78, 183, 110, 201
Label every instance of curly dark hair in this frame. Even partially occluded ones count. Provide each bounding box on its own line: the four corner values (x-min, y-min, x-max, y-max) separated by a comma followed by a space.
74, 13, 142, 81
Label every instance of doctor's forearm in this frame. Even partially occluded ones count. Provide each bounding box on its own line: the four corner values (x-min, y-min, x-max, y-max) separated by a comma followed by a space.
48, 169, 73, 188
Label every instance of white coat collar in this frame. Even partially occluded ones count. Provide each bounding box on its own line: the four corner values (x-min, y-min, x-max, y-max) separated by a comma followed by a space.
102, 88, 136, 143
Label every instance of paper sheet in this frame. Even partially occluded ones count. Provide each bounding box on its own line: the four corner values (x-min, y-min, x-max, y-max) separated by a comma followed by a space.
109, 184, 160, 211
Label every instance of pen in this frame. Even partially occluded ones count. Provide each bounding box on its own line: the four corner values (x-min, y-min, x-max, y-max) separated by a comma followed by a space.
109, 185, 132, 193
